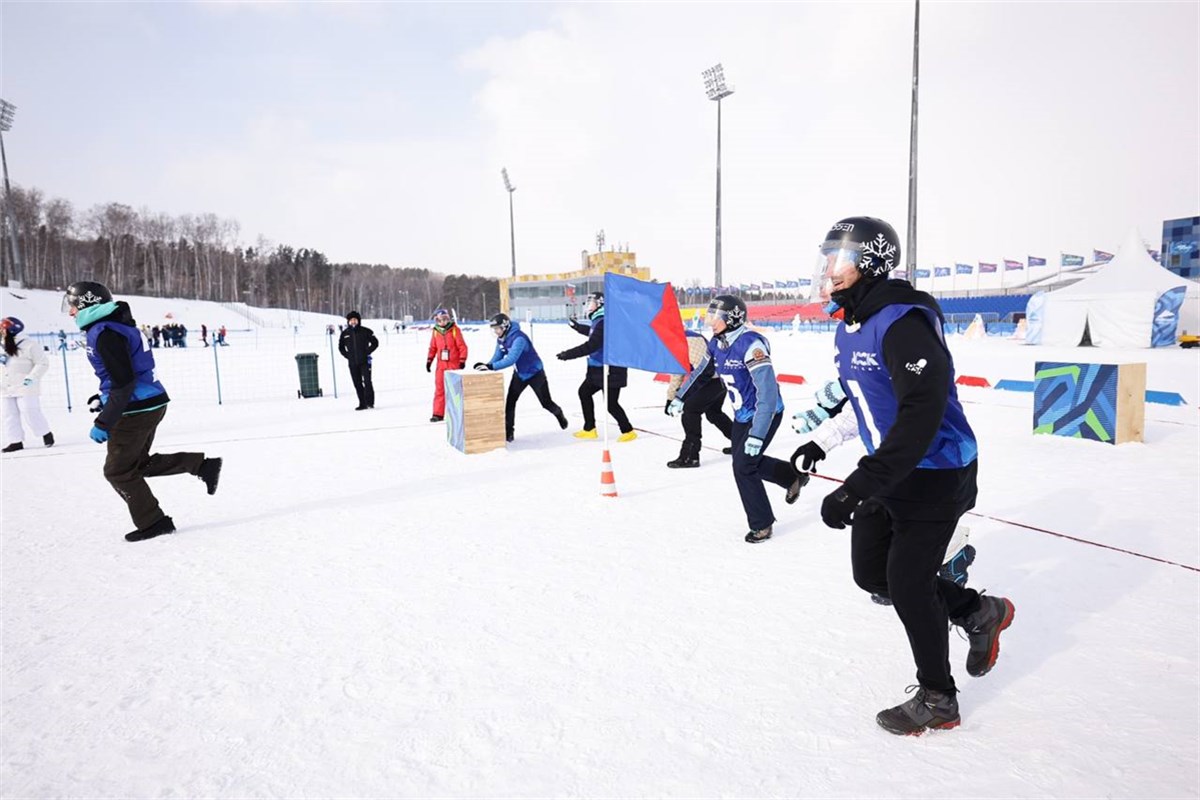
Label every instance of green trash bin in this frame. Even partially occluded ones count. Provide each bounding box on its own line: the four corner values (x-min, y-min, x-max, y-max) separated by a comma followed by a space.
295, 353, 323, 398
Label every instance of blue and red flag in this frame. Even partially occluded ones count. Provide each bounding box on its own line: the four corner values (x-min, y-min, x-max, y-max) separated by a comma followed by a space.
603, 273, 690, 375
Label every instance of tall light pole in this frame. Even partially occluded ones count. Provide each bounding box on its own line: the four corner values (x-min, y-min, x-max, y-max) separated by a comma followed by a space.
702, 64, 734, 290
0, 99, 24, 289
906, 1, 920, 274
501, 167, 517, 278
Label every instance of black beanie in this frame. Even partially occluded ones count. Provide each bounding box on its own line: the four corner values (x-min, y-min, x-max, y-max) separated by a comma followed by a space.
346, 311, 361, 322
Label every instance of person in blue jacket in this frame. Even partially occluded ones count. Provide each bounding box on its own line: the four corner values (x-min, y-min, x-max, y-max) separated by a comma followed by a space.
672, 295, 807, 543
809, 216, 1014, 735
64, 281, 222, 542
555, 292, 635, 442
474, 313, 568, 442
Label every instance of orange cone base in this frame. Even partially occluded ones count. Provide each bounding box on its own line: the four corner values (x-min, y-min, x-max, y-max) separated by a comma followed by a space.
600, 449, 618, 498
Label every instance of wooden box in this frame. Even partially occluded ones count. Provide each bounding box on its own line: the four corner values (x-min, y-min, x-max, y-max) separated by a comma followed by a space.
1033, 361, 1146, 444
444, 369, 506, 454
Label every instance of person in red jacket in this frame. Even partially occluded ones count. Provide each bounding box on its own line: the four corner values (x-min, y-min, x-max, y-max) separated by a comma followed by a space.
426, 308, 468, 422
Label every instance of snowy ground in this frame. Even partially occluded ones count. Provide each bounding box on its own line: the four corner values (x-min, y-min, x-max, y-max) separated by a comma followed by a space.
2, 289, 1198, 798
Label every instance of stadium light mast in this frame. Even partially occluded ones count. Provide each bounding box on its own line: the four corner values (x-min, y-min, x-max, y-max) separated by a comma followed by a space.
905, 1, 920, 273
0, 99, 24, 289
702, 64, 734, 290
502, 168, 517, 278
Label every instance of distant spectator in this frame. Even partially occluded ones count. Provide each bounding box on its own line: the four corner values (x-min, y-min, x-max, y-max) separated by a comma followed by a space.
338, 311, 378, 410
201, 324, 209, 347
1, 317, 55, 453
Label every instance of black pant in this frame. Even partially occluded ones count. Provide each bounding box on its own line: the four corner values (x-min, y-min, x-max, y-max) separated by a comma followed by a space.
850, 465, 982, 693
103, 406, 205, 531
505, 370, 563, 438
348, 362, 374, 407
680, 378, 733, 454
730, 414, 795, 531
579, 381, 632, 433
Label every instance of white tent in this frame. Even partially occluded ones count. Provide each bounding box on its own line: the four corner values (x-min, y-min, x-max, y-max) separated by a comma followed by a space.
1035, 228, 1200, 347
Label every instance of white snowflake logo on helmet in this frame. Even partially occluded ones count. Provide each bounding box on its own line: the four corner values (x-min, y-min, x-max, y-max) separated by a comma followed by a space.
861, 233, 897, 277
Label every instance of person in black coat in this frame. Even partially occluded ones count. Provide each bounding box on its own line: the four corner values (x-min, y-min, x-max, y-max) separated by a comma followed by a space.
555, 292, 635, 441
338, 311, 379, 410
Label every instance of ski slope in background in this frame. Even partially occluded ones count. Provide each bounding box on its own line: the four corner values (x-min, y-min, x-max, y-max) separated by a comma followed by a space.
2, 288, 1198, 798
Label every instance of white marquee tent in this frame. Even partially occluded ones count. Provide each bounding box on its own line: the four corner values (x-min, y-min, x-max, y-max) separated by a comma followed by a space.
1032, 228, 1199, 347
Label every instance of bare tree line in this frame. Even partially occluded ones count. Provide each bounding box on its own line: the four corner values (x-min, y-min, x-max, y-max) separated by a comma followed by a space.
0, 185, 500, 320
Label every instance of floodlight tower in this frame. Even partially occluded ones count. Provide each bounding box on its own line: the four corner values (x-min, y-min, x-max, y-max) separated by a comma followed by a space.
702, 64, 734, 289
502, 168, 517, 278
0, 99, 24, 289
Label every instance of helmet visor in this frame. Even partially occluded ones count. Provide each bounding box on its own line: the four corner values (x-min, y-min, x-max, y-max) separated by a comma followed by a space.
61, 293, 76, 314
810, 243, 863, 304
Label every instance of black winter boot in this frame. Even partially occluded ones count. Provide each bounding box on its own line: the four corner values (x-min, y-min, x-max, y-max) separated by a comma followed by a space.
667, 439, 700, 469
876, 686, 960, 735
2, 442, 23, 453
785, 471, 810, 504
554, 407, 569, 430
955, 595, 1015, 677
744, 525, 773, 544
125, 515, 176, 542
43, 433, 55, 447
198, 458, 223, 496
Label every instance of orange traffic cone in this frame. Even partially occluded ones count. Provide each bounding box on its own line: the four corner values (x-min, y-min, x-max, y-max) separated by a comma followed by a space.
599, 449, 618, 498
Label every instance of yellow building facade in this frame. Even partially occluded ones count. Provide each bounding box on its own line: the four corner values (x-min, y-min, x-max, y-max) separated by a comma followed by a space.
499, 251, 651, 321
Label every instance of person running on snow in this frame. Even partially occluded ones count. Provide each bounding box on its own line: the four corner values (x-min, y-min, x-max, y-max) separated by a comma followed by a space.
672, 294, 807, 543
425, 308, 468, 422
788, 379, 976, 605
663, 328, 732, 467
474, 313, 568, 443
810, 215, 1014, 735
64, 281, 222, 542
1, 316, 55, 452
555, 291, 636, 443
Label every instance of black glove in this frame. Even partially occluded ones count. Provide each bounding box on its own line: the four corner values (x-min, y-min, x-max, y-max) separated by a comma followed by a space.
426, 359, 432, 373
790, 442, 826, 473
664, 399, 672, 416
556, 351, 569, 361
473, 362, 492, 372
820, 487, 860, 530
87, 393, 103, 414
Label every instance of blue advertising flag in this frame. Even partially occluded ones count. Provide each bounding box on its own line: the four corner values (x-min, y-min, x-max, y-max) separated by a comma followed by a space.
1061, 253, 1085, 267
893, 269, 908, 280
979, 262, 998, 273
914, 269, 931, 279
1093, 249, 1114, 263
1148, 249, 1161, 262
955, 263, 974, 275
1028, 256, 1047, 267
934, 267, 951, 277
739, 284, 750, 292
762, 281, 775, 289
797, 278, 812, 287
1004, 259, 1024, 271
602, 273, 690, 375
785, 280, 800, 289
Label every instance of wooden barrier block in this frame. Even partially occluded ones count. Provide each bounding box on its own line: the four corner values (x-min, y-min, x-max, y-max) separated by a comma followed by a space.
1033, 362, 1145, 444
444, 369, 506, 454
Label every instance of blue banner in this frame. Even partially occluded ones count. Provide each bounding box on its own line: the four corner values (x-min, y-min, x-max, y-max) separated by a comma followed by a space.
1004, 259, 1024, 271
1093, 249, 1114, 263
914, 269, 931, 279
1151, 286, 1188, 347
762, 281, 775, 289
785, 280, 800, 288
979, 262, 997, 273
1061, 253, 1085, 267
955, 263, 974, 275
798, 278, 812, 287
603, 273, 690, 374
1028, 256, 1046, 267
934, 267, 951, 277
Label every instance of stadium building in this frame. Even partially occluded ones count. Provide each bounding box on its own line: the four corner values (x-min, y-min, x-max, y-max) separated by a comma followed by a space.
499, 249, 650, 322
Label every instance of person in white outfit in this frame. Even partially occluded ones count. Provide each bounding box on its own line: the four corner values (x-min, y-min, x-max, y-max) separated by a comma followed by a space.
1, 316, 55, 452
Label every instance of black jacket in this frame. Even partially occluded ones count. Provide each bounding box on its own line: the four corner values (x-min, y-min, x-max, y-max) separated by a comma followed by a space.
560, 316, 628, 388
838, 278, 976, 518
338, 325, 379, 365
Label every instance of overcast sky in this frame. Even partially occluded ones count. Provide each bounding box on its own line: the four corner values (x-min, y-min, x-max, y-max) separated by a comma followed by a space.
3, 1, 1196, 287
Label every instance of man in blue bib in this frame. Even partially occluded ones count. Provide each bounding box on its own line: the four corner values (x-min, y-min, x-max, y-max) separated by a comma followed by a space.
674, 295, 807, 543
810, 217, 1014, 735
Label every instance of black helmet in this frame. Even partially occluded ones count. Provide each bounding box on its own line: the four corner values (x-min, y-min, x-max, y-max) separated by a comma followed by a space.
820, 217, 901, 279
707, 294, 747, 331
62, 281, 113, 314
489, 313, 511, 336
584, 291, 604, 308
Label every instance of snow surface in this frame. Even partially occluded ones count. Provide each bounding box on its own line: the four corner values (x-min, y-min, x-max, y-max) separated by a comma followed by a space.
2, 289, 1198, 798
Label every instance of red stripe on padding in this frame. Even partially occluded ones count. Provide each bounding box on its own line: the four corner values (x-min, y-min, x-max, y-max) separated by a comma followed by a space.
956, 375, 991, 388
778, 374, 807, 385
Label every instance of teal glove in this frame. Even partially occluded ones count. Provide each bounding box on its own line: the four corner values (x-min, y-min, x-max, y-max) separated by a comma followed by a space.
791, 405, 830, 435
667, 398, 684, 417
89, 425, 109, 444
744, 436, 763, 457
22, 378, 34, 387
